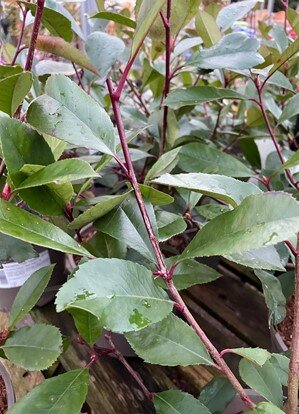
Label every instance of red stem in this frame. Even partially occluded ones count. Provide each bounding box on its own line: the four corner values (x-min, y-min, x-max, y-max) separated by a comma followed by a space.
11, 6, 29, 66
287, 234, 299, 413
25, 0, 45, 71
160, 0, 172, 156
105, 334, 154, 400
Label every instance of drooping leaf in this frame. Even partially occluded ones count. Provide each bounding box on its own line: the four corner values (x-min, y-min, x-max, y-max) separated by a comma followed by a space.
84, 231, 126, 259
56, 258, 173, 333
191, 33, 264, 70
195, 10, 221, 48
255, 270, 286, 325
0, 234, 37, 263
69, 192, 131, 229
9, 265, 54, 329
0, 199, 89, 256
33, 35, 98, 74
91, 11, 136, 28
216, 0, 260, 32
164, 86, 245, 109
153, 173, 261, 207
15, 159, 97, 190
95, 197, 157, 261
126, 313, 213, 366
154, 390, 211, 414
180, 193, 299, 260
1, 324, 62, 370
69, 309, 102, 346
0, 72, 32, 116
225, 245, 286, 271
132, 0, 166, 56
27, 75, 115, 155
239, 359, 283, 407
270, 354, 289, 387
199, 377, 236, 414
145, 147, 181, 182
275, 150, 299, 174
7, 369, 89, 414
156, 210, 187, 242
85, 32, 125, 78
178, 142, 252, 177
278, 94, 299, 124
228, 347, 271, 366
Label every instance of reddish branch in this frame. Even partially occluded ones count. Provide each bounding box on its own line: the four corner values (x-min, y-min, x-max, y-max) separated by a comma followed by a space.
25, 0, 45, 71
11, 5, 29, 65
160, 0, 172, 156
287, 234, 299, 413
106, 61, 255, 409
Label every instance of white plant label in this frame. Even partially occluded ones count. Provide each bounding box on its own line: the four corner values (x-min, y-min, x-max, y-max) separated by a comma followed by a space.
0, 250, 51, 288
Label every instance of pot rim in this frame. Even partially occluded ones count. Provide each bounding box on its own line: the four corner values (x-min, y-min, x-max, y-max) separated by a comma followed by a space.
0, 361, 15, 408
270, 325, 288, 352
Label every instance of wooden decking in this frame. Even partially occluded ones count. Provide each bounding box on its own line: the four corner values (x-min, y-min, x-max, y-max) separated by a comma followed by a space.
3, 258, 271, 413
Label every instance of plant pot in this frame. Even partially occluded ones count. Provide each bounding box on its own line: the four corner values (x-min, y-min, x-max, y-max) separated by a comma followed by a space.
66, 251, 136, 357
222, 390, 265, 414
0, 246, 66, 312
0, 360, 15, 411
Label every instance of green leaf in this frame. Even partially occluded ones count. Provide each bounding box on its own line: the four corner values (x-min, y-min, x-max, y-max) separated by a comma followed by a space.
278, 93, 299, 124
164, 86, 245, 109
0, 72, 32, 116
27, 75, 115, 155
22, 2, 73, 42
0, 199, 89, 255
1, 324, 62, 370
33, 35, 98, 74
56, 258, 173, 333
15, 159, 97, 190
86, 32, 125, 78
178, 142, 252, 177
191, 33, 264, 70
0, 234, 37, 263
216, 0, 260, 32
270, 354, 289, 387
84, 231, 126, 259
69, 192, 131, 229
153, 173, 261, 207
9, 265, 54, 329
247, 402, 285, 414
145, 147, 181, 182
228, 347, 271, 366
268, 37, 299, 76
69, 309, 102, 346
0, 65, 22, 79
156, 210, 187, 242
132, 0, 166, 56
139, 184, 174, 206
7, 369, 89, 414
287, 8, 299, 36
91, 11, 136, 28
195, 10, 221, 48
265, 70, 294, 92
159, 259, 220, 290
180, 193, 299, 260
255, 270, 286, 325
225, 245, 286, 271
199, 377, 236, 414
239, 359, 283, 407
154, 390, 211, 414
126, 313, 213, 366
275, 150, 299, 174
196, 204, 230, 220
95, 197, 156, 261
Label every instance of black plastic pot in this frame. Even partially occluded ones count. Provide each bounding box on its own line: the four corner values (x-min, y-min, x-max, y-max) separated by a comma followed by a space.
0, 361, 15, 410
222, 390, 264, 414
270, 326, 288, 353
0, 246, 66, 311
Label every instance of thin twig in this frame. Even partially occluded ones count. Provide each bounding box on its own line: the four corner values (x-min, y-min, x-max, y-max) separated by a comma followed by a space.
287, 234, 299, 413
11, 5, 28, 65
72, 63, 86, 91
25, 0, 45, 71
105, 334, 154, 400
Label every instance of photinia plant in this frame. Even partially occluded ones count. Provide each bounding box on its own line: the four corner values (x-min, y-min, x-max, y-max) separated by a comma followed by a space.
0, 0, 299, 412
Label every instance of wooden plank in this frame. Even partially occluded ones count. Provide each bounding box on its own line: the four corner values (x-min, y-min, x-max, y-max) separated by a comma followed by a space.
186, 267, 271, 349
0, 311, 44, 401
